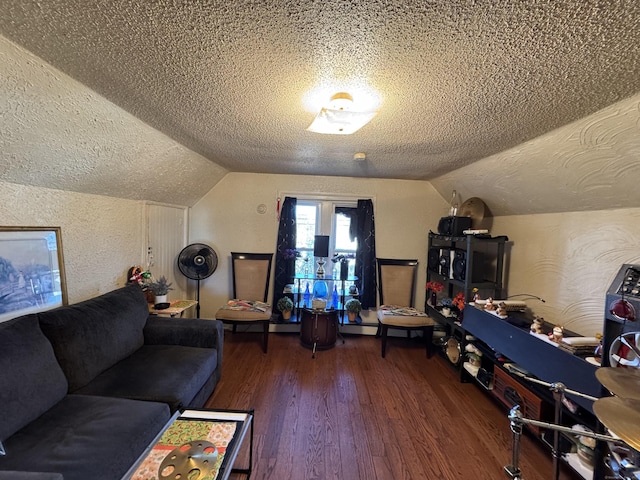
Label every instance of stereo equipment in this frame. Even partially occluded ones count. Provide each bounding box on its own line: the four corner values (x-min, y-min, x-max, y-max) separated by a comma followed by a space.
427, 247, 440, 273
451, 250, 485, 282
476, 368, 493, 389
603, 264, 640, 368
437, 216, 473, 236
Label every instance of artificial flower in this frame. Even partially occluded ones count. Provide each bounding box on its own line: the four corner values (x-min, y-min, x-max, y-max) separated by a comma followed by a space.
453, 292, 466, 310
282, 248, 300, 259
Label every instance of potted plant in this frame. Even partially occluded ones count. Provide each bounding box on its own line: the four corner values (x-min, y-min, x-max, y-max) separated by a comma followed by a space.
277, 296, 294, 321
440, 297, 453, 317
345, 298, 362, 323
147, 275, 173, 304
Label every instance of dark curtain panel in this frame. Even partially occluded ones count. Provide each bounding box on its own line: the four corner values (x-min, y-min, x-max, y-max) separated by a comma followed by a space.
335, 206, 358, 242
273, 197, 297, 311
354, 199, 376, 309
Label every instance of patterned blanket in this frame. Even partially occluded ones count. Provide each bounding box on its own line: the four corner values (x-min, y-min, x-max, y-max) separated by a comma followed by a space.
221, 299, 270, 312
379, 305, 427, 316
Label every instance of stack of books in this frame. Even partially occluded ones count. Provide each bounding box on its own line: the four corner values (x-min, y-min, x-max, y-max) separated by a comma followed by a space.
559, 337, 600, 356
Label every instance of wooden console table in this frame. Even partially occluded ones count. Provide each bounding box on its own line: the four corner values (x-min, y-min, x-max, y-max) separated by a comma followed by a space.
148, 299, 198, 318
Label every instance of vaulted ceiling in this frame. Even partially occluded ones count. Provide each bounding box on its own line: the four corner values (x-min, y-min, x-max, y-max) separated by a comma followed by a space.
1, 1, 639, 213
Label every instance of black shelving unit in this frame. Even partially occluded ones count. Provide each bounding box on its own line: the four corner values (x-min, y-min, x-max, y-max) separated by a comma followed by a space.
425, 232, 508, 378
426, 231, 508, 306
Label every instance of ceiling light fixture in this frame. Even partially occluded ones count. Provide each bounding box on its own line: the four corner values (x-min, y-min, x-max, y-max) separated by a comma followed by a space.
307, 92, 378, 135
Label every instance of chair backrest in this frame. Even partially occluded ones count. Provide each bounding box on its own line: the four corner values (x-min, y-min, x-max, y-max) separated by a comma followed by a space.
377, 258, 418, 307
231, 252, 273, 301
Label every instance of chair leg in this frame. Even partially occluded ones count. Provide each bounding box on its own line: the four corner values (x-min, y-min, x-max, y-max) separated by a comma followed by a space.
232, 324, 238, 333
424, 325, 434, 358
375, 321, 382, 338
381, 324, 388, 358
262, 320, 269, 353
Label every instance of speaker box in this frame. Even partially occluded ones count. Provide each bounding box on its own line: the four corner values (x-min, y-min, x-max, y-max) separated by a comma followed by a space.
438, 216, 473, 236
427, 248, 440, 273
451, 250, 485, 282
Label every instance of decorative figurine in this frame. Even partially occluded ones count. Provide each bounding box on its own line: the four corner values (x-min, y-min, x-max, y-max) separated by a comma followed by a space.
496, 302, 508, 317
549, 325, 564, 343
484, 297, 495, 311
530, 316, 544, 334
472, 287, 480, 303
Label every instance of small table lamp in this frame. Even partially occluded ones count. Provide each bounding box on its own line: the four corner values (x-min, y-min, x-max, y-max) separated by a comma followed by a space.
314, 235, 330, 277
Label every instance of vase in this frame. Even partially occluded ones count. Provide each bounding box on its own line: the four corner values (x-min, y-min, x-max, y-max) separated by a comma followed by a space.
347, 311, 358, 323
144, 289, 155, 304
282, 310, 292, 321
154, 294, 168, 305
430, 290, 437, 307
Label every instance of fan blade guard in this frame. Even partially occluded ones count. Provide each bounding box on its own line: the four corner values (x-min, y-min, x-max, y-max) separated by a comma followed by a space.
178, 243, 218, 280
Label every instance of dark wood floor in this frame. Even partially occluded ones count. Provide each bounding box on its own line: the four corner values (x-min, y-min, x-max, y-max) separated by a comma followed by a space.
206, 331, 579, 480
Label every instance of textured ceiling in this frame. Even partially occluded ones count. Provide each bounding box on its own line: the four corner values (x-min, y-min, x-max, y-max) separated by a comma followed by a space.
1, 1, 639, 211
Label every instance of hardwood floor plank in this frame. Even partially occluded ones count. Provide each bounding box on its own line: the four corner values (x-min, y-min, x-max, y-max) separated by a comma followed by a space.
208, 332, 580, 479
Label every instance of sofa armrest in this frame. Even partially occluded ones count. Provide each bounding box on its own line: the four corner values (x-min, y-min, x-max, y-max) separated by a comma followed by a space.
143, 317, 223, 352
0, 472, 64, 480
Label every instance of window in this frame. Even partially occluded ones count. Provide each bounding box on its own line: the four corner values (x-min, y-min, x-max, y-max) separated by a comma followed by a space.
293, 199, 357, 279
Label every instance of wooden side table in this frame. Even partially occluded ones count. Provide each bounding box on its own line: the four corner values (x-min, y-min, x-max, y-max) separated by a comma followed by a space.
148, 300, 198, 318
300, 308, 339, 358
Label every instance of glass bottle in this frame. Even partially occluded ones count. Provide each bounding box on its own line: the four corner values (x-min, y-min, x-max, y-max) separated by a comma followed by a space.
303, 282, 311, 308
332, 285, 339, 310
449, 189, 461, 217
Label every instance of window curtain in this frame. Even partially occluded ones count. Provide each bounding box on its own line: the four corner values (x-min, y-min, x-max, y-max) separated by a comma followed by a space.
354, 199, 376, 309
335, 206, 358, 242
273, 196, 296, 311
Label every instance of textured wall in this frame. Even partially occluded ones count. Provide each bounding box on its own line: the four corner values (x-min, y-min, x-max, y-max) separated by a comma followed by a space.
0, 181, 144, 303
0, 35, 227, 207
190, 172, 447, 319
192, 172, 640, 337
2, 173, 636, 337
493, 210, 640, 337
430, 93, 640, 215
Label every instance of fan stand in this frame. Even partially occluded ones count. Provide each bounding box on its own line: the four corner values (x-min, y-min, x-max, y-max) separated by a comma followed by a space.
177, 243, 218, 319
195, 278, 201, 318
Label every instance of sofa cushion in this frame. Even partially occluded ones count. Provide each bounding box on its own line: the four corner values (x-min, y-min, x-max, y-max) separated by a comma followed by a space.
0, 395, 171, 480
74, 344, 218, 412
0, 315, 68, 442
38, 284, 149, 391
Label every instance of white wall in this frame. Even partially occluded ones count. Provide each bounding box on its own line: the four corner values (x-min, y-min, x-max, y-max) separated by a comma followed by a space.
493, 208, 640, 337
191, 173, 640, 337
3, 173, 635, 338
0, 180, 145, 303
190, 172, 448, 319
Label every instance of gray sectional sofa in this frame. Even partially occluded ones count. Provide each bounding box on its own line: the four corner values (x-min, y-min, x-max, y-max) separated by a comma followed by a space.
0, 284, 224, 480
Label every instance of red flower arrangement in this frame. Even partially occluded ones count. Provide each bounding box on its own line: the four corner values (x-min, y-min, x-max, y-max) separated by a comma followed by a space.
453, 292, 466, 310
426, 281, 444, 293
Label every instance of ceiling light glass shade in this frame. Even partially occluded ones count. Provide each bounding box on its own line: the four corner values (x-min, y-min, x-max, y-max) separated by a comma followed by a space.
307, 91, 378, 135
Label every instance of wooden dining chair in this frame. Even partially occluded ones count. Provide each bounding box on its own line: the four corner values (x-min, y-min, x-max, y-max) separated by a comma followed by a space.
376, 258, 436, 358
215, 252, 273, 353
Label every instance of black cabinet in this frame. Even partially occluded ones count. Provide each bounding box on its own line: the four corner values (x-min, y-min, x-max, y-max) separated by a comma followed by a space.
426, 231, 508, 309
425, 232, 508, 378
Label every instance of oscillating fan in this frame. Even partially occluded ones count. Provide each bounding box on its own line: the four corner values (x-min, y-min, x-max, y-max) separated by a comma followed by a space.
177, 243, 218, 318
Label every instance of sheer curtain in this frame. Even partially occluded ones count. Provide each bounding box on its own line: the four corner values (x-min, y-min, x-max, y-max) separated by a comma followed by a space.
273, 197, 296, 311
